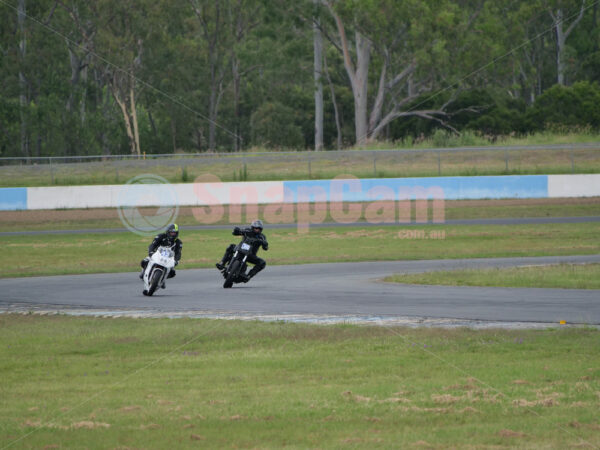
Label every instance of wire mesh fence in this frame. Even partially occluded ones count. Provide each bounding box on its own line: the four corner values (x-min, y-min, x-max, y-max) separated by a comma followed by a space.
1, 143, 599, 187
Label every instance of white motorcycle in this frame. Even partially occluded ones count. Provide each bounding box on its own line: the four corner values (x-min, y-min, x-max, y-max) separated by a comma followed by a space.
142, 246, 176, 296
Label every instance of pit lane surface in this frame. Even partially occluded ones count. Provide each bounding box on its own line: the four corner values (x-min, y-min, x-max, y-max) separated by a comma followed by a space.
2, 255, 599, 327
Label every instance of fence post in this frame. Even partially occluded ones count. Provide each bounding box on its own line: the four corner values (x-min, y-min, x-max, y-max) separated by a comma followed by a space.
308, 153, 312, 178
570, 147, 574, 173
505, 148, 509, 172
437, 151, 441, 176
373, 155, 377, 177
49, 157, 54, 185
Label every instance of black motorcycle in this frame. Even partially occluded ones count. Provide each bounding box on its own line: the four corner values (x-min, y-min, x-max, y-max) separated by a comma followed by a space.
220, 236, 263, 288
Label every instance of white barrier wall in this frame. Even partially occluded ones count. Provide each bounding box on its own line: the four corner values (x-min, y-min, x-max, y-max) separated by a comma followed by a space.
548, 174, 600, 198
26, 181, 285, 210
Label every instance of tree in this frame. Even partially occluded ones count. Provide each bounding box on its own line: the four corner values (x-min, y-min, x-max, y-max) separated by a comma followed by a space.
96, 0, 148, 156
321, 0, 482, 145
228, 0, 263, 151
17, 0, 29, 159
547, 0, 587, 85
313, 0, 324, 150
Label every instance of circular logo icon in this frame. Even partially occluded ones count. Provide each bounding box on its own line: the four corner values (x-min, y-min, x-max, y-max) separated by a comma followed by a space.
117, 174, 179, 236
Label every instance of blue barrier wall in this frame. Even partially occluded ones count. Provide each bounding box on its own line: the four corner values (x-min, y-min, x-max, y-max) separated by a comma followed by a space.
282, 175, 549, 202
0, 188, 27, 210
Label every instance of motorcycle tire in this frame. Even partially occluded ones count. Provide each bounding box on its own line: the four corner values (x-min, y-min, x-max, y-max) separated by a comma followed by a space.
223, 260, 240, 288
148, 268, 163, 296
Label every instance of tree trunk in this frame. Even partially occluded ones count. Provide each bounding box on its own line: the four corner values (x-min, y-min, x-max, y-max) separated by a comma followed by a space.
80, 63, 88, 124
232, 56, 241, 152
555, 8, 566, 85
18, 0, 30, 160
67, 46, 80, 113
171, 118, 177, 153
112, 86, 137, 156
328, 3, 371, 146
552, 2, 586, 86
313, 1, 324, 151
100, 79, 112, 156
323, 52, 342, 150
130, 82, 141, 156
352, 32, 371, 146
208, 80, 217, 151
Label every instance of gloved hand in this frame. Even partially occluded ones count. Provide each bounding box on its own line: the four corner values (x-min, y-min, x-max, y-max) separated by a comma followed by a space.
174, 260, 179, 266
233, 226, 241, 235
262, 242, 268, 251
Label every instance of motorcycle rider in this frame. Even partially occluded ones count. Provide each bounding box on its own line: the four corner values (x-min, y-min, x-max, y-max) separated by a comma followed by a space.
140, 223, 182, 288
216, 219, 268, 282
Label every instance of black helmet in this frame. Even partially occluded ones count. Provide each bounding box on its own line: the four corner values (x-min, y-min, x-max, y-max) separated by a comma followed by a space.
166, 223, 179, 240
250, 219, 263, 233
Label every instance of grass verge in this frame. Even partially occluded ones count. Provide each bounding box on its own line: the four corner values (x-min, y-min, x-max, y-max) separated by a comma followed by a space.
1, 197, 599, 233
1, 136, 599, 187
1, 314, 598, 448
385, 263, 600, 290
1, 222, 599, 278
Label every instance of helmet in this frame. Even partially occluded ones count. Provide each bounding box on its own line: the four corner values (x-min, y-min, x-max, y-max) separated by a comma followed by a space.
166, 223, 179, 240
250, 219, 263, 233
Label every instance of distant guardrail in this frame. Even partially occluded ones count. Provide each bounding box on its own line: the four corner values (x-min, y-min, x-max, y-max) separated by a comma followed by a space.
1, 143, 599, 187
2, 142, 600, 164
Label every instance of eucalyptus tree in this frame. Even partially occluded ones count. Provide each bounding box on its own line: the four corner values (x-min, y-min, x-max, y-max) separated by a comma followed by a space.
17, 0, 29, 158
546, 0, 587, 85
321, 0, 486, 145
95, 0, 153, 156
313, 0, 324, 150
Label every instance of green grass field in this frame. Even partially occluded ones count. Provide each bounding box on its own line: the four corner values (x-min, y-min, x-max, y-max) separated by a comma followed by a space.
1, 315, 599, 449
385, 263, 600, 290
1, 221, 599, 278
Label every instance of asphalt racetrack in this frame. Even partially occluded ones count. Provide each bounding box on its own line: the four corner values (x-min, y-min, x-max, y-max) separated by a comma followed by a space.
2, 254, 599, 328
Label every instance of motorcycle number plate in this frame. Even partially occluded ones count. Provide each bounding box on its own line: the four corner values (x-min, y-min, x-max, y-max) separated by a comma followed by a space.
241, 243, 251, 251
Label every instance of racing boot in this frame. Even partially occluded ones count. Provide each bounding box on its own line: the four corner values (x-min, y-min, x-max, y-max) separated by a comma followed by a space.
215, 262, 225, 271
239, 273, 250, 283
139, 258, 149, 279
245, 265, 263, 282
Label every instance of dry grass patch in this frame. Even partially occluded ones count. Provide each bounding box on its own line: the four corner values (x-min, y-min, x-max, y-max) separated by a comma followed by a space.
498, 429, 527, 438
71, 421, 110, 429
431, 394, 465, 404
119, 406, 141, 413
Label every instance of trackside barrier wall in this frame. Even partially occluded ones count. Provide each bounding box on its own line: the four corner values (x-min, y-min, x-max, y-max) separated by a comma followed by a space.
0, 174, 599, 211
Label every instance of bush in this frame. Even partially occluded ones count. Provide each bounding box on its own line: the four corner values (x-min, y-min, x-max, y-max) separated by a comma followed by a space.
526, 81, 600, 130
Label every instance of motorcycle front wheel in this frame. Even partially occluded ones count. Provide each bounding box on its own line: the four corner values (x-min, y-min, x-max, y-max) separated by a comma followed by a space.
147, 268, 163, 296
223, 260, 240, 288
